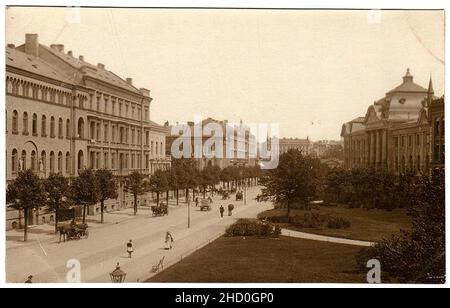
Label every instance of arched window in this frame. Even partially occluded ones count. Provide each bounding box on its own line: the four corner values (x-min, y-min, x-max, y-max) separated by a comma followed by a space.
12, 110, 18, 133
58, 152, 63, 173
11, 149, 18, 173
22, 112, 28, 134
77, 118, 84, 139
21, 150, 26, 170
31, 150, 37, 171
50, 116, 55, 138
32, 113, 37, 135
41, 151, 46, 174
50, 151, 55, 173
65, 152, 70, 174
66, 119, 70, 138
58, 118, 63, 138
78, 150, 84, 171
41, 115, 47, 137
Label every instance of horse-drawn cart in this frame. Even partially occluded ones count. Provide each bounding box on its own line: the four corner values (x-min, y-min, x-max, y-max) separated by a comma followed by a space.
151, 203, 168, 216
58, 221, 89, 243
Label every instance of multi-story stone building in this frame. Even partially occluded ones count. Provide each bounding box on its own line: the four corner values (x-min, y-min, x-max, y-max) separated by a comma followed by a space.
165, 117, 257, 169
5, 34, 168, 229
429, 96, 445, 170
278, 137, 311, 155
341, 69, 444, 174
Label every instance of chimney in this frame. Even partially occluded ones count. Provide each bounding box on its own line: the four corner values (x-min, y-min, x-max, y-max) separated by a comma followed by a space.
97, 63, 105, 69
126, 78, 133, 85
79, 55, 84, 61
25, 33, 39, 57
50, 44, 64, 53
7, 44, 15, 48
67, 50, 73, 57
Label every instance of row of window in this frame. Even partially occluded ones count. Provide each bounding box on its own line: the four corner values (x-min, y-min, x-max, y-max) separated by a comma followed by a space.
6, 77, 72, 105
393, 134, 429, 148
11, 149, 71, 174
7, 78, 151, 123
88, 152, 151, 170
88, 121, 164, 154
7, 110, 70, 139
89, 94, 149, 121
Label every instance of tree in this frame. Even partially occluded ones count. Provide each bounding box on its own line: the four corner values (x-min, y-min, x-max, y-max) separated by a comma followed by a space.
70, 169, 99, 223
95, 169, 118, 223
220, 166, 233, 190
43, 173, 70, 233
357, 169, 445, 283
259, 149, 321, 216
149, 169, 169, 208
124, 171, 147, 215
6, 170, 47, 241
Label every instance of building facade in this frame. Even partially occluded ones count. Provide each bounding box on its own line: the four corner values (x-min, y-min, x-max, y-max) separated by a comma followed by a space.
278, 137, 311, 155
165, 117, 257, 169
6, 34, 168, 229
341, 69, 444, 174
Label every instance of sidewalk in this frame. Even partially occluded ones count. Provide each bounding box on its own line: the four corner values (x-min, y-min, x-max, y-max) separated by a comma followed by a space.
280, 228, 375, 247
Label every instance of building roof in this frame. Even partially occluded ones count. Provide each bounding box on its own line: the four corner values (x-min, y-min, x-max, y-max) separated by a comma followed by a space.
6, 47, 73, 84
386, 68, 428, 95
39, 45, 142, 94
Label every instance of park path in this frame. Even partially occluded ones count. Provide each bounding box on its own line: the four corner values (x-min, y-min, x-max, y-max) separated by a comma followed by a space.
280, 228, 375, 247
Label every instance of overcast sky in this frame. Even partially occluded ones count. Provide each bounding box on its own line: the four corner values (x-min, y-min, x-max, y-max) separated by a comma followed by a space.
6, 8, 445, 140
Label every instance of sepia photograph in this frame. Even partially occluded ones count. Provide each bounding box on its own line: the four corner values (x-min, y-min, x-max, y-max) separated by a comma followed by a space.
1, 1, 447, 293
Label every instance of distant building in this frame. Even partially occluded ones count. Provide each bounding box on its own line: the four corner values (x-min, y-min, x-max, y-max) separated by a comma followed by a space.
311, 140, 343, 158
278, 137, 311, 155
341, 69, 444, 174
165, 118, 257, 169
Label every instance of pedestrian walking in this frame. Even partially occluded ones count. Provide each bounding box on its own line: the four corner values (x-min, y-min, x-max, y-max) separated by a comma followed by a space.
165, 231, 174, 250
228, 204, 234, 216
24, 275, 33, 283
127, 240, 134, 258
195, 197, 199, 207
220, 205, 225, 218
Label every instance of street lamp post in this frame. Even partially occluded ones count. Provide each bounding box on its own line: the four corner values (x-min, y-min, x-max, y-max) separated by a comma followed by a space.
109, 262, 126, 283
187, 199, 191, 228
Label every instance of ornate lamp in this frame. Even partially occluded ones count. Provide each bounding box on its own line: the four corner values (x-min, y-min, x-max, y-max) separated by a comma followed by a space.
109, 262, 126, 283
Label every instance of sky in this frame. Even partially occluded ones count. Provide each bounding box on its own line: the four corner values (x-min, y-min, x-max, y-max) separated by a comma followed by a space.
5, 7, 445, 140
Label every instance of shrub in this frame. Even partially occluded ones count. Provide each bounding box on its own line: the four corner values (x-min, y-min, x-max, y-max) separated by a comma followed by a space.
327, 217, 351, 229
225, 219, 280, 237
289, 212, 325, 228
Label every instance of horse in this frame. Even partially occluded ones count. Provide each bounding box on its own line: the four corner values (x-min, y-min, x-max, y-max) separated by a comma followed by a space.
57, 224, 72, 243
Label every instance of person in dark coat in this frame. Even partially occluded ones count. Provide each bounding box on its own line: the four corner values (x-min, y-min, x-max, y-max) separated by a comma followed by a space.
220, 205, 225, 218
195, 197, 199, 207
127, 240, 134, 258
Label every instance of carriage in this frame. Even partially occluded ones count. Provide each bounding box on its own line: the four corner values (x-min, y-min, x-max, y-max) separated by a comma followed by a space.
151, 203, 168, 216
221, 191, 231, 200
236, 191, 243, 201
200, 198, 212, 211
58, 221, 89, 243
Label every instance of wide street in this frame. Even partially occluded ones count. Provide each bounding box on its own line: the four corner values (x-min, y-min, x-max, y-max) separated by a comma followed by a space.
6, 186, 272, 283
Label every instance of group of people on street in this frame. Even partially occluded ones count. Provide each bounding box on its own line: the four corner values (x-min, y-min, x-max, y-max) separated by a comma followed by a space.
125, 231, 175, 259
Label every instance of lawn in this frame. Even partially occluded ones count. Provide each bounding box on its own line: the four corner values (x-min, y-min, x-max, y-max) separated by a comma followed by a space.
148, 236, 366, 283
258, 206, 412, 242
